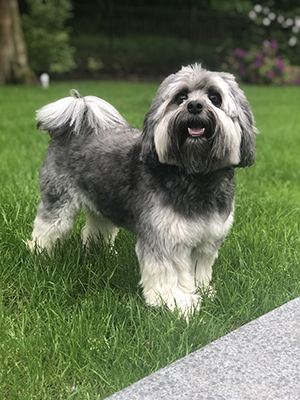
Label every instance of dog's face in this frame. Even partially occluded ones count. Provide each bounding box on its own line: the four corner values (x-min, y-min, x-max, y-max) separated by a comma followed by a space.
140, 64, 257, 174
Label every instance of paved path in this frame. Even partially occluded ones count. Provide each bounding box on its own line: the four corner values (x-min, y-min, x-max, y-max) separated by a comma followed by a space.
106, 297, 300, 399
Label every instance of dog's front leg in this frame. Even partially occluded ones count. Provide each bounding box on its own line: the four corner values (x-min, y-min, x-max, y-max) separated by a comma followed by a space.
191, 248, 218, 288
136, 241, 201, 317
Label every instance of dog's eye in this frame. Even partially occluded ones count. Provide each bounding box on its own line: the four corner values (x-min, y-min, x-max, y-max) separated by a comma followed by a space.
175, 91, 188, 105
208, 90, 222, 107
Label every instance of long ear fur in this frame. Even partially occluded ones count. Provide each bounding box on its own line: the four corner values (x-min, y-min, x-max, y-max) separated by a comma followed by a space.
140, 105, 160, 167
139, 72, 177, 166
221, 73, 258, 168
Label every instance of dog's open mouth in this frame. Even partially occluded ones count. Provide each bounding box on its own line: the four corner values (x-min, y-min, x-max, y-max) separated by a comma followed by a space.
179, 119, 213, 146
188, 126, 205, 137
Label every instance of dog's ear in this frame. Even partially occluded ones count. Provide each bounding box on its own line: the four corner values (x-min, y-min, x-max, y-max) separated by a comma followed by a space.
140, 109, 160, 167
221, 73, 258, 168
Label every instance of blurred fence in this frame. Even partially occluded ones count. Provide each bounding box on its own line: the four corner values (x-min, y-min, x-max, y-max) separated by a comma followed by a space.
70, 4, 252, 76
72, 4, 250, 46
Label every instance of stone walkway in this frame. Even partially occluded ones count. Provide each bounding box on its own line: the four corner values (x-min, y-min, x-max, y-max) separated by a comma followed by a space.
106, 297, 300, 399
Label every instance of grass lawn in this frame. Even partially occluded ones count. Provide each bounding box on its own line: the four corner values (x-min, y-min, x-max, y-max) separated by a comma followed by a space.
0, 80, 299, 399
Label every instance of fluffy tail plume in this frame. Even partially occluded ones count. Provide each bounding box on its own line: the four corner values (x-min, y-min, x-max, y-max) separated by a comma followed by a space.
36, 89, 128, 138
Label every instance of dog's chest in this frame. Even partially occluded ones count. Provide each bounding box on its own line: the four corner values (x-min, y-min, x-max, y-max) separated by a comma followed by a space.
143, 167, 235, 249
151, 203, 234, 250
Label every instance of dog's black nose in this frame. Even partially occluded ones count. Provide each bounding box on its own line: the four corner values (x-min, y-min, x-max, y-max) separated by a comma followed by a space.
187, 101, 203, 114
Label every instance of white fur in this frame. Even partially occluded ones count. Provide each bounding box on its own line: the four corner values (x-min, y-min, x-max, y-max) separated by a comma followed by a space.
153, 113, 174, 163
213, 107, 241, 165
82, 210, 119, 245
27, 193, 83, 253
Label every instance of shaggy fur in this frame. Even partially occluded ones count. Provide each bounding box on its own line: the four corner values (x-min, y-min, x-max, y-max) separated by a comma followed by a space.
27, 64, 257, 316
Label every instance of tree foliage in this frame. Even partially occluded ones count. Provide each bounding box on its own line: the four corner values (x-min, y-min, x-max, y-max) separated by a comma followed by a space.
22, 0, 75, 74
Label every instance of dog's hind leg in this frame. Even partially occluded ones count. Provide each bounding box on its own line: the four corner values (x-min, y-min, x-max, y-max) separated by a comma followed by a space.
82, 210, 119, 246
27, 196, 79, 254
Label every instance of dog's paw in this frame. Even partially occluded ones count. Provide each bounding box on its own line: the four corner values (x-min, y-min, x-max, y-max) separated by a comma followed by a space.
165, 292, 202, 321
145, 288, 201, 321
23, 239, 43, 254
24, 239, 36, 252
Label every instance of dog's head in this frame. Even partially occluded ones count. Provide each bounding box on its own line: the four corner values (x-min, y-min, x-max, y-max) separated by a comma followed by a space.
140, 64, 257, 174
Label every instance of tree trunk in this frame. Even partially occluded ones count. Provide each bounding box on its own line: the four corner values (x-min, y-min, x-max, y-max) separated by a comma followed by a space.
0, 0, 37, 84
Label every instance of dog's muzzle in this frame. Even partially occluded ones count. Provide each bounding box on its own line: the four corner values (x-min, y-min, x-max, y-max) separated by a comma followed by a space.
186, 101, 206, 137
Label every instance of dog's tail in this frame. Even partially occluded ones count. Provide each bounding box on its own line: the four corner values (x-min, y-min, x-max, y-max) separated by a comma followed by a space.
36, 89, 129, 138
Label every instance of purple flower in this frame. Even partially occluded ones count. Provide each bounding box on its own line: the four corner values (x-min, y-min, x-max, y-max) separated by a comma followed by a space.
253, 60, 264, 68
270, 40, 278, 50
262, 40, 270, 50
267, 70, 276, 79
239, 65, 247, 76
276, 57, 285, 73
255, 52, 263, 60
234, 48, 248, 58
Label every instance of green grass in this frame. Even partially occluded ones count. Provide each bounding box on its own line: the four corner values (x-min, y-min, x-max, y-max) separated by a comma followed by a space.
0, 81, 300, 399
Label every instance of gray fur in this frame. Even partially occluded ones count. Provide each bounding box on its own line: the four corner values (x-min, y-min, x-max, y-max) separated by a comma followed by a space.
28, 64, 257, 316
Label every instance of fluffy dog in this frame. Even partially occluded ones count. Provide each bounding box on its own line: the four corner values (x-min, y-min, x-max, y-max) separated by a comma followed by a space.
27, 64, 257, 316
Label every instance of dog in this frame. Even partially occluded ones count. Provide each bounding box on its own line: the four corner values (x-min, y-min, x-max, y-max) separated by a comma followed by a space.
27, 64, 257, 316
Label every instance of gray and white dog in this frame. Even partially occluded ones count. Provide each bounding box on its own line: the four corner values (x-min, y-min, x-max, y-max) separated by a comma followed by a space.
28, 64, 256, 316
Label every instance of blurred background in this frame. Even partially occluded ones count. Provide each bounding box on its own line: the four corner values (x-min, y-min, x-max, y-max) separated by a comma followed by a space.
1, 0, 300, 85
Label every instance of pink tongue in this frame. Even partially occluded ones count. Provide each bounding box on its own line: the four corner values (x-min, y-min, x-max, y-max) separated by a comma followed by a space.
188, 127, 205, 136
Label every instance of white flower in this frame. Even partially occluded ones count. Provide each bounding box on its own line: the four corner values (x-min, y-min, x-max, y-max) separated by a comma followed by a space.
249, 11, 257, 20
277, 15, 285, 24
295, 17, 300, 27
254, 4, 263, 13
286, 18, 294, 27
268, 12, 276, 21
288, 36, 298, 47
292, 26, 299, 33
263, 18, 271, 26
263, 7, 270, 15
